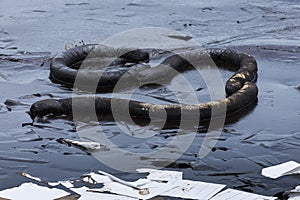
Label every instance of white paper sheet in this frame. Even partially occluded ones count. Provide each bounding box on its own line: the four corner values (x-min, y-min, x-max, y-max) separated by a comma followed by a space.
48, 181, 74, 188
261, 161, 300, 179
136, 168, 183, 181
290, 186, 300, 193
164, 179, 226, 200
210, 189, 277, 200
2, 168, 293, 200
83, 169, 225, 200
0, 183, 69, 200
287, 186, 300, 200
71, 186, 137, 200
289, 195, 300, 200
85, 171, 180, 200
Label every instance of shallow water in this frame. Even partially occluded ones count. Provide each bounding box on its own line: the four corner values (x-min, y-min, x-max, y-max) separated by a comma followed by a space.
0, 0, 300, 197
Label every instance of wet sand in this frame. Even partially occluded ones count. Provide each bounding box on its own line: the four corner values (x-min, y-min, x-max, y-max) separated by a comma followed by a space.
0, 0, 299, 197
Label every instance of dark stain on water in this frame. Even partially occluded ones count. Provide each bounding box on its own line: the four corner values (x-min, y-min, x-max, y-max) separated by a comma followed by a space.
0, 0, 300, 197
0, 44, 298, 196
65, 3, 90, 6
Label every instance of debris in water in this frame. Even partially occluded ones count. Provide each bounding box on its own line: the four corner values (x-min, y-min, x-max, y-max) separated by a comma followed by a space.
285, 185, 300, 200
1, 168, 298, 199
4, 99, 26, 107
0, 182, 69, 200
210, 189, 276, 200
167, 34, 193, 41
261, 161, 300, 179
56, 138, 109, 154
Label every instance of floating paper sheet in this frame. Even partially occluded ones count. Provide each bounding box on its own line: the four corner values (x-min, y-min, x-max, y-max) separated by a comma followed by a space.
136, 168, 182, 181
83, 170, 180, 200
80, 169, 225, 200
164, 179, 226, 199
137, 169, 225, 199
210, 189, 277, 200
289, 195, 300, 200
3, 167, 299, 200
71, 186, 137, 200
261, 161, 300, 179
0, 183, 69, 200
290, 186, 300, 193
286, 186, 300, 200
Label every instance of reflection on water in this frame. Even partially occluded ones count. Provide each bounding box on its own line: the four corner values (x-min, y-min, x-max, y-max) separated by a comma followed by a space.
0, 0, 300, 196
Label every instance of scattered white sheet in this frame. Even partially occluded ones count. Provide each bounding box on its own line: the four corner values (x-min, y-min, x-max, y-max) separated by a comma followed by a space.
84, 170, 180, 200
80, 169, 225, 200
4, 166, 300, 200
164, 179, 225, 200
210, 189, 277, 200
289, 195, 300, 200
0, 182, 69, 200
290, 186, 300, 193
262, 161, 300, 179
71, 186, 137, 200
136, 169, 225, 199
287, 186, 300, 200
136, 168, 182, 181
48, 181, 74, 188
